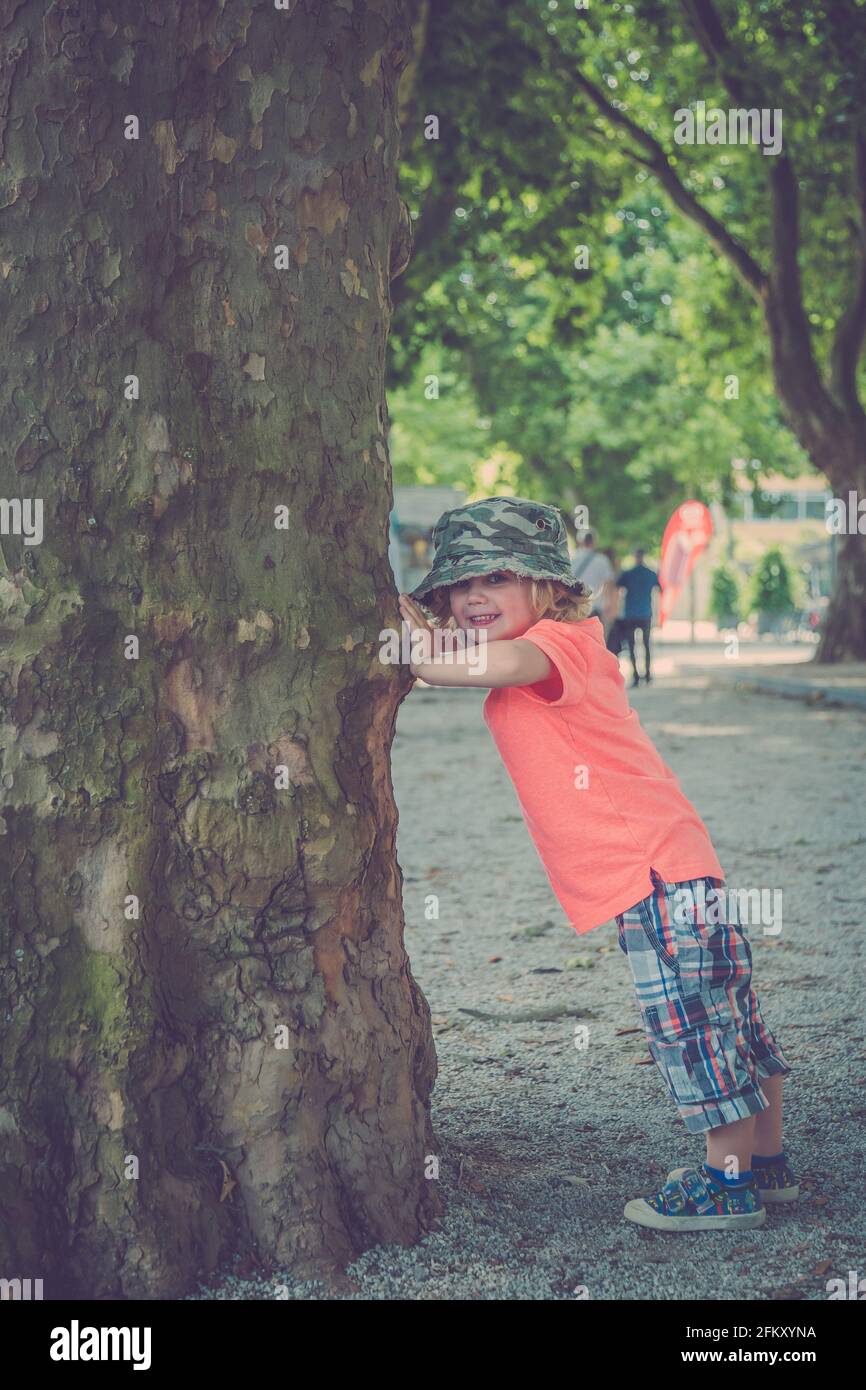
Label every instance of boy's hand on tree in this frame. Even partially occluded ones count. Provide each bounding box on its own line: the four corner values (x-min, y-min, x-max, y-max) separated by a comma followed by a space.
398, 593, 435, 636
398, 593, 436, 674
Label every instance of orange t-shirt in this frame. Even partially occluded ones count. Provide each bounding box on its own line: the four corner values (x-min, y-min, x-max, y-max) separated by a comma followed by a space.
482, 616, 724, 934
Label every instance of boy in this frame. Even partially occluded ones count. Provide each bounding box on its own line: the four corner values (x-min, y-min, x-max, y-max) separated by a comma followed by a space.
397, 495, 796, 1231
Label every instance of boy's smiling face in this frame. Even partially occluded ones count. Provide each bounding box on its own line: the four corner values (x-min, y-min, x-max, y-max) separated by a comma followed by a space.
447, 570, 537, 641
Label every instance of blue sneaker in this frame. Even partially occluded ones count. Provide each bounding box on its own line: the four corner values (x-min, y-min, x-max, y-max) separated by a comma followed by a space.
667, 1156, 799, 1204
624, 1162, 766, 1231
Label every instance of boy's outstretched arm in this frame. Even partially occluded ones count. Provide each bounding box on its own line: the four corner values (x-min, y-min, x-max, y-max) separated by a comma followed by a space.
411, 636, 553, 689
397, 592, 552, 689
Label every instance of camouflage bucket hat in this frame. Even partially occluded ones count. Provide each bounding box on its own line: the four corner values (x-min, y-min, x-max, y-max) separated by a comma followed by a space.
408, 495, 583, 604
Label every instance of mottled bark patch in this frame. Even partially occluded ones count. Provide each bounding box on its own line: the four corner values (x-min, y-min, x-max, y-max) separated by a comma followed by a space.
73, 839, 131, 956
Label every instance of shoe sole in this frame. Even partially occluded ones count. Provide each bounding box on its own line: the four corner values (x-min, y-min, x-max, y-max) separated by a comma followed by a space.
667, 1167, 799, 1203
624, 1197, 766, 1231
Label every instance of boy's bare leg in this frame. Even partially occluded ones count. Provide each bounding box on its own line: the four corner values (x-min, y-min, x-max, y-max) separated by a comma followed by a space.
704, 1075, 784, 1176
705, 1113, 756, 1177
751, 1073, 785, 1156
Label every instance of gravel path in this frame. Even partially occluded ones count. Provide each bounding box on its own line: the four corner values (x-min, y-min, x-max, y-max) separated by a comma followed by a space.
192, 666, 866, 1300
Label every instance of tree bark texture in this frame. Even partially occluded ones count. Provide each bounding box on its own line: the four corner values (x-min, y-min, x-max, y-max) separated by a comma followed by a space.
0, 0, 440, 1299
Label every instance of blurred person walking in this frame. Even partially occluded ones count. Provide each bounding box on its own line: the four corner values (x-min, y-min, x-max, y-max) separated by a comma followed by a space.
616, 548, 661, 687
571, 531, 615, 627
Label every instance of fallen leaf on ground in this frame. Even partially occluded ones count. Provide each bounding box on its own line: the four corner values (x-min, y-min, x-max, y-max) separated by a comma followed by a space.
217, 1159, 236, 1203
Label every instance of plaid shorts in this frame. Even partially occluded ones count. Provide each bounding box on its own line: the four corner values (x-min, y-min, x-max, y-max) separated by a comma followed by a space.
616, 869, 793, 1134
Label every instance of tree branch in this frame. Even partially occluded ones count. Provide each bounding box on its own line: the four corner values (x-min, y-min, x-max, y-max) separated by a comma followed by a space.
830, 127, 866, 418
681, 0, 850, 439
390, 185, 461, 307
681, 2, 804, 327
568, 66, 768, 301
397, 0, 430, 132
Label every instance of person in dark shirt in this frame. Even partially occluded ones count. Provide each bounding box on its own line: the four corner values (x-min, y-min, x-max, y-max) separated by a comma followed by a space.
616, 548, 661, 687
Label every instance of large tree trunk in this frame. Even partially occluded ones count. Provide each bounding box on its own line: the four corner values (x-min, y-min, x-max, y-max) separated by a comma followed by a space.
0, 0, 440, 1299
815, 524, 866, 661
762, 294, 866, 663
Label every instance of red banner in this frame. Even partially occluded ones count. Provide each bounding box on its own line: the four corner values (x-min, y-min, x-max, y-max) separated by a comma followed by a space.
658, 500, 713, 624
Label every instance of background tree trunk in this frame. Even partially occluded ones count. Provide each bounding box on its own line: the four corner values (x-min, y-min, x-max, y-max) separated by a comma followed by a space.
815, 521, 866, 661
0, 0, 440, 1299
762, 228, 866, 664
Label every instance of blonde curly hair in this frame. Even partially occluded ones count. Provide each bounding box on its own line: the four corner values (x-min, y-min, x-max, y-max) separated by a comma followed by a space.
420, 574, 593, 629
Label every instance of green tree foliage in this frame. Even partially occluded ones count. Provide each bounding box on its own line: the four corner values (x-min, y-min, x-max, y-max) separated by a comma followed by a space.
391, 0, 819, 549
749, 547, 796, 615
391, 0, 866, 659
709, 563, 742, 626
